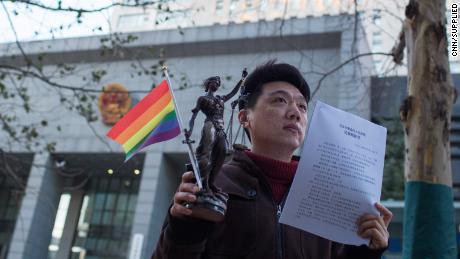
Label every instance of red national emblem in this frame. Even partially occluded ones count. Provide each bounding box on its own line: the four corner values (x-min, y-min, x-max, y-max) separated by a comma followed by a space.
98, 83, 132, 125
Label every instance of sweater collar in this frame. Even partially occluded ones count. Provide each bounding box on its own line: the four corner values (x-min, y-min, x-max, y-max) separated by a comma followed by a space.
244, 150, 298, 181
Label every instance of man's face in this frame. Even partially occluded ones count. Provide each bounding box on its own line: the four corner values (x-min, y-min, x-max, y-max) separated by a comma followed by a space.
242, 81, 308, 152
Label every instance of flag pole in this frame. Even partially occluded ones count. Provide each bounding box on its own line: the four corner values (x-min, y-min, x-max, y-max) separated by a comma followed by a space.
162, 66, 203, 189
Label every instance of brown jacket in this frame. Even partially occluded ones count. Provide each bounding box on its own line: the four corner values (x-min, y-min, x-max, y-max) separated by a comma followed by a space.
152, 150, 385, 259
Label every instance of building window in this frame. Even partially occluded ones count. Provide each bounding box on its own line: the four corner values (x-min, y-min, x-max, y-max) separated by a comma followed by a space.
45, 153, 144, 259
70, 176, 140, 259
372, 38, 382, 46
48, 194, 72, 259
372, 9, 382, 26
230, 0, 239, 12
216, 0, 224, 14
259, 0, 268, 12
372, 29, 383, 51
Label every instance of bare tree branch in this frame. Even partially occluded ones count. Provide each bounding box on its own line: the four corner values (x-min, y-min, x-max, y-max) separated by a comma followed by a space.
351, 0, 359, 58
1, 1, 33, 67
311, 52, 394, 98
1, 0, 162, 14
391, 28, 406, 65
82, 112, 114, 152
0, 64, 151, 93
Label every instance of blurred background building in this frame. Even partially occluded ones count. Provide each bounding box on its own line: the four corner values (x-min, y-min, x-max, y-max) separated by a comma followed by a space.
110, 0, 460, 74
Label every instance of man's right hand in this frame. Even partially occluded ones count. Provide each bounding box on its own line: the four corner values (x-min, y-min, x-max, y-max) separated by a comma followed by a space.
170, 171, 200, 219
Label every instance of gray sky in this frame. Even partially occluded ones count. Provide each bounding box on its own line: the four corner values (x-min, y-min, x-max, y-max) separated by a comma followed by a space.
0, 0, 114, 43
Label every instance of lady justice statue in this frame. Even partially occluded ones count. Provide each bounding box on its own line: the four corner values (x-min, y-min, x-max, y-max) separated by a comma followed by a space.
183, 69, 247, 221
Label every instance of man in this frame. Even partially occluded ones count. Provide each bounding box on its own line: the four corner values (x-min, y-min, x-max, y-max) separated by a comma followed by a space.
152, 61, 392, 259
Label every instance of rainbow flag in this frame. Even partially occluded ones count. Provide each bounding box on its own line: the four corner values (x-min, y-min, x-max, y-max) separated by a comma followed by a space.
107, 80, 181, 160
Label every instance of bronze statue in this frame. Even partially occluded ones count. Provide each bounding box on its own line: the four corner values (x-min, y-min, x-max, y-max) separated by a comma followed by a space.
183, 69, 247, 221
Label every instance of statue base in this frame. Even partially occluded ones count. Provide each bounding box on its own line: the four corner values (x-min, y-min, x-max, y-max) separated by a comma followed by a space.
184, 190, 228, 222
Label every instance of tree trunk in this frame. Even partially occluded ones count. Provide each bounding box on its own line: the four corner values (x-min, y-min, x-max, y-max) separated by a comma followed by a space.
401, 0, 457, 257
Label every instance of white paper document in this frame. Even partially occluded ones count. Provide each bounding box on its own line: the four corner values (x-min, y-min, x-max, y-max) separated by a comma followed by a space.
279, 101, 387, 246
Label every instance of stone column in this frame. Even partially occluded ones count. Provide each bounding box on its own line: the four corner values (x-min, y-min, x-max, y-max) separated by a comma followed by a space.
7, 153, 61, 259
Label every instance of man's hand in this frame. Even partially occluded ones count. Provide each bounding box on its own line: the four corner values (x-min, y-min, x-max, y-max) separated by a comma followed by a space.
170, 171, 200, 218
357, 203, 393, 250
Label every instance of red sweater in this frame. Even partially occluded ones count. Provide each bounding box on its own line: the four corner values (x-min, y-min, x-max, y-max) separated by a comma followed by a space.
244, 150, 297, 204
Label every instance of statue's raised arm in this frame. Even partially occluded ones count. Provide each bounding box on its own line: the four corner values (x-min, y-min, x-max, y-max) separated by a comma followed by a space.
222, 68, 248, 102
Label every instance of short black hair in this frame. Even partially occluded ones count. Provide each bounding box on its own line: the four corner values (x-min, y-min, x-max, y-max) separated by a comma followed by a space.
238, 60, 310, 111
237, 60, 311, 142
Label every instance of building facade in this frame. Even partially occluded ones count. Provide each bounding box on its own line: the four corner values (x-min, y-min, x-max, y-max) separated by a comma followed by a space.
112, 0, 460, 75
